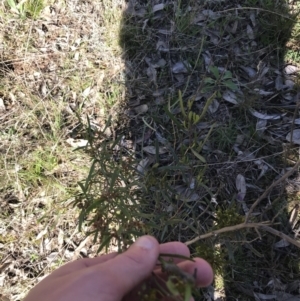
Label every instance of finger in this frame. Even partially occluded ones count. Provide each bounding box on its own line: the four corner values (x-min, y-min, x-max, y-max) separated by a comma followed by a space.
48, 252, 118, 278
153, 257, 213, 287
52, 241, 190, 279
159, 242, 190, 263
89, 235, 160, 300
175, 258, 214, 287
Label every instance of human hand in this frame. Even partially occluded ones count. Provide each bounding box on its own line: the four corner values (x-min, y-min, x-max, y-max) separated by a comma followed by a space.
24, 235, 213, 301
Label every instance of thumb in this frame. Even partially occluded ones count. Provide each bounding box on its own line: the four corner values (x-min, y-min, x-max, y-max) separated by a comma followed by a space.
96, 236, 159, 300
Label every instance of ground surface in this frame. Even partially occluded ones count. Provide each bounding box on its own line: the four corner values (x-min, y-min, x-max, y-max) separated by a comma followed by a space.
1, 0, 300, 301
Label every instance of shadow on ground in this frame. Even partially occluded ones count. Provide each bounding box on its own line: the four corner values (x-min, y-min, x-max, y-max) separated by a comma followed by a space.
116, 0, 300, 300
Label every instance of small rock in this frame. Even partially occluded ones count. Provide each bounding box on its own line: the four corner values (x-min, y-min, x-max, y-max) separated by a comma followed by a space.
0, 98, 6, 111
134, 104, 148, 114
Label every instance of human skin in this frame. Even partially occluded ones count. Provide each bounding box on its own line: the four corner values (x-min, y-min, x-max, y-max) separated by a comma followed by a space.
24, 236, 213, 301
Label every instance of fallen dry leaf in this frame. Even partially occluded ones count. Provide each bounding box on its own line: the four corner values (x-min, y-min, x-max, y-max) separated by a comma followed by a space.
236, 174, 246, 201
246, 24, 255, 40
143, 145, 168, 155
249, 108, 283, 120
240, 66, 256, 78
137, 158, 150, 175
223, 90, 238, 104
208, 99, 219, 113
153, 3, 164, 13
66, 138, 88, 148
286, 129, 300, 144
256, 119, 267, 136
172, 61, 189, 74
274, 239, 290, 248
284, 65, 300, 75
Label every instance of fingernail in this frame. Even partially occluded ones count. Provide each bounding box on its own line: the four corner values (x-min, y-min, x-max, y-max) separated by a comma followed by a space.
134, 236, 155, 250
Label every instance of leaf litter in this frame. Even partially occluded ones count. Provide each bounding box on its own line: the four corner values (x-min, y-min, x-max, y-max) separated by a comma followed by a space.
0, 0, 125, 299
1, 0, 300, 300
119, 0, 300, 299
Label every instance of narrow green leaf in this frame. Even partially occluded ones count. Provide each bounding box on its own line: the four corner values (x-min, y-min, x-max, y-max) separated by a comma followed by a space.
179, 90, 186, 117
109, 168, 120, 192
111, 134, 123, 149
198, 123, 215, 152
102, 115, 112, 133
78, 209, 86, 232
193, 113, 200, 124
184, 284, 192, 301
191, 148, 206, 163
97, 234, 112, 253
198, 91, 217, 122
163, 106, 182, 127
160, 224, 168, 241
6, 0, 17, 9
188, 111, 193, 122
85, 159, 98, 189
78, 181, 87, 194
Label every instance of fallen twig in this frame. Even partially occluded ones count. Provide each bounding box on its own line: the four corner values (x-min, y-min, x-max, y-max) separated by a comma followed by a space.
184, 222, 269, 246
261, 226, 300, 248
245, 161, 300, 223
185, 222, 300, 249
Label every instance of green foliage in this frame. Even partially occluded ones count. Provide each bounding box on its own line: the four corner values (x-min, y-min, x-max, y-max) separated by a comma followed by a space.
24, 0, 44, 19
119, 24, 152, 54
254, 0, 297, 50
5, 0, 44, 19
74, 97, 216, 249
173, 0, 201, 36
285, 17, 300, 65
285, 49, 300, 65
179, 90, 217, 133
195, 244, 225, 275
214, 206, 244, 229
210, 122, 238, 152
141, 254, 197, 301
73, 119, 149, 252
19, 147, 59, 187
202, 67, 238, 93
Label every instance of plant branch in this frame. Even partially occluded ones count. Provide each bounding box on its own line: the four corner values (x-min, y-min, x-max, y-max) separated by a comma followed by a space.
184, 222, 269, 246
185, 222, 300, 249
261, 226, 300, 248
245, 161, 300, 223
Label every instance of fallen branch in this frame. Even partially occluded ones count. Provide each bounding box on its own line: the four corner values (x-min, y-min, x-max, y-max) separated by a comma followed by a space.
261, 226, 300, 248
185, 222, 268, 246
185, 222, 300, 249
245, 161, 300, 223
